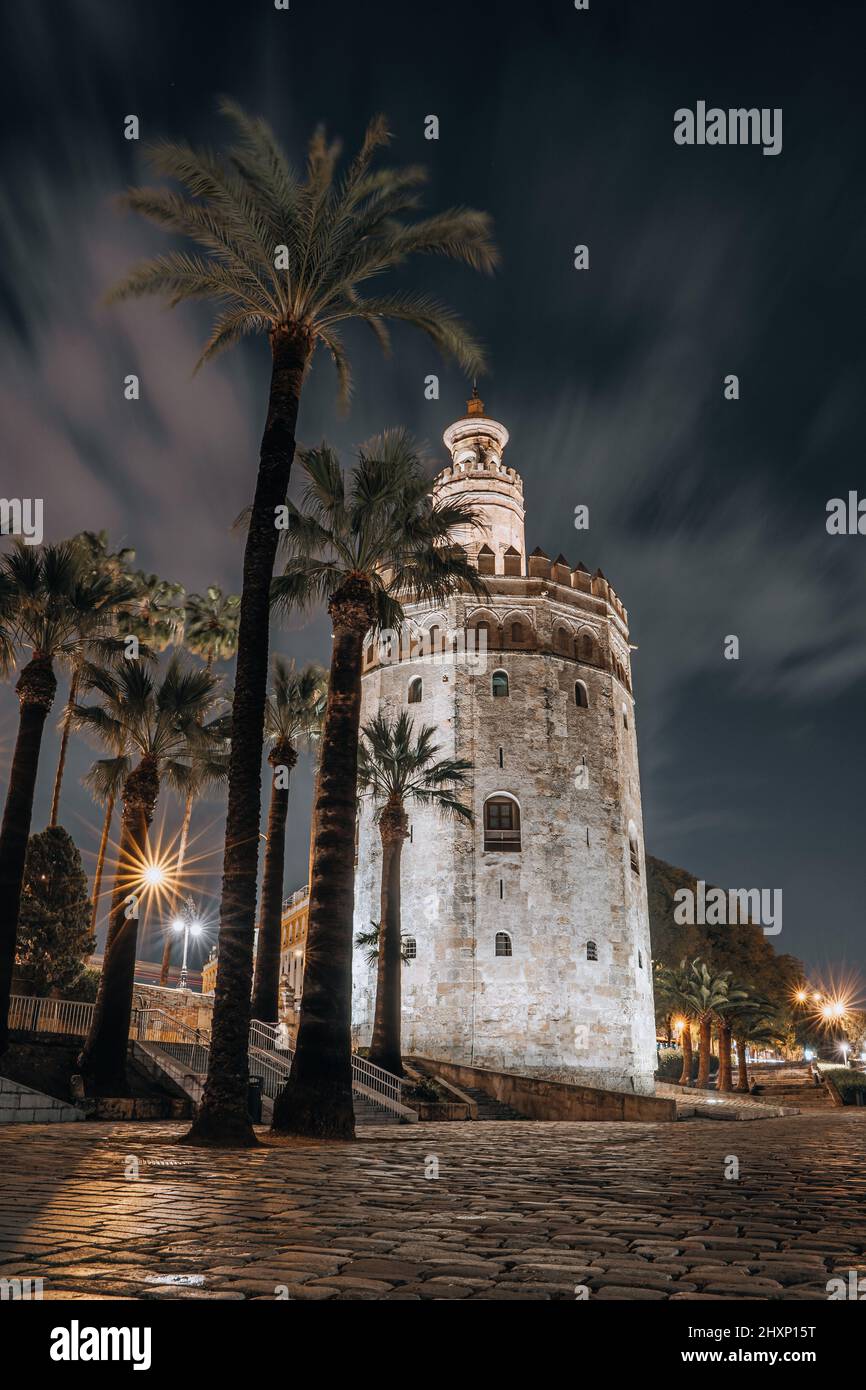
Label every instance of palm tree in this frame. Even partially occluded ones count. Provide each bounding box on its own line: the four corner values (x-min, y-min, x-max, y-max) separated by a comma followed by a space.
262, 431, 485, 1141
108, 100, 496, 1146
682, 959, 733, 1090
84, 755, 133, 936
0, 544, 139, 1052
49, 531, 139, 827
71, 657, 219, 1091
128, 572, 186, 652
158, 736, 231, 985
727, 997, 782, 1092
182, 587, 241, 668
354, 921, 415, 969
356, 711, 471, 1075
251, 659, 326, 1023
654, 960, 698, 1085
712, 981, 751, 1092
157, 587, 239, 985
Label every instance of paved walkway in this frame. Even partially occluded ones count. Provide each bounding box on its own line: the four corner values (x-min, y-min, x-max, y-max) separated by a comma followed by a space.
1, 1112, 864, 1300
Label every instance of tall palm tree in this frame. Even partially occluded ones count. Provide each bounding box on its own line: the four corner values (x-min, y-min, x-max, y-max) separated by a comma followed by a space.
108, 100, 496, 1146
0, 544, 139, 1052
682, 959, 733, 1091
251, 659, 326, 1023
71, 657, 219, 1091
49, 531, 138, 827
357, 711, 471, 1075
157, 587, 239, 985
261, 431, 485, 1141
84, 754, 133, 937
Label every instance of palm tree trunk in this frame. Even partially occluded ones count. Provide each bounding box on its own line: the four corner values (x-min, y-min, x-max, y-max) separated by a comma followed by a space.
368, 800, 408, 1075
271, 576, 374, 1140
49, 667, 80, 828
735, 1034, 749, 1091
184, 326, 311, 1148
159, 790, 194, 986
718, 1020, 733, 1092
678, 1023, 693, 1085
696, 1014, 712, 1088
79, 756, 159, 1092
251, 746, 295, 1022
90, 793, 116, 935
0, 655, 57, 1053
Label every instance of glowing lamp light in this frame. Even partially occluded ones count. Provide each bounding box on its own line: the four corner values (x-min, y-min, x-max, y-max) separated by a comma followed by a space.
795, 990, 807, 1003
171, 917, 185, 933
190, 923, 203, 938
142, 865, 166, 888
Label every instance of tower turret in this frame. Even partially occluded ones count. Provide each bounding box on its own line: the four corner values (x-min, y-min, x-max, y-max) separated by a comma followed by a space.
434, 389, 525, 571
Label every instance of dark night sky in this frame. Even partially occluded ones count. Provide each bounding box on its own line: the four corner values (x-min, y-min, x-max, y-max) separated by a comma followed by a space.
0, 0, 863, 986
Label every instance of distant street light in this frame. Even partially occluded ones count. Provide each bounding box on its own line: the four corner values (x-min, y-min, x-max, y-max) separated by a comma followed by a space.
170, 895, 203, 990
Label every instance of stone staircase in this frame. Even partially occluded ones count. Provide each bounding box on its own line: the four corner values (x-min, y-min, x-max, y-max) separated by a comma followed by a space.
748, 1063, 836, 1110
412, 1059, 529, 1120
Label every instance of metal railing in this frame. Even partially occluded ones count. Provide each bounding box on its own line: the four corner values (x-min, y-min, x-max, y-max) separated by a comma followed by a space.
250, 1017, 407, 1117
9, 993, 408, 1121
135, 1009, 210, 1077
7, 995, 94, 1037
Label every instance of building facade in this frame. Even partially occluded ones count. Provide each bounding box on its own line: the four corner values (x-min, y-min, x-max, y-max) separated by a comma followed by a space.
350, 394, 658, 1094
202, 887, 310, 1019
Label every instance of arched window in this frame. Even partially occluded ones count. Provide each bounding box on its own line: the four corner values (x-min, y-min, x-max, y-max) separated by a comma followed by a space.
628, 825, 640, 875
554, 626, 571, 654
578, 632, 596, 665
511, 621, 523, 643
404, 937, 417, 960
574, 680, 588, 708
492, 670, 509, 698
408, 677, 422, 704
427, 625, 440, 656
495, 931, 513, 958
484, 795, 521, 851
586, 940, 598, 962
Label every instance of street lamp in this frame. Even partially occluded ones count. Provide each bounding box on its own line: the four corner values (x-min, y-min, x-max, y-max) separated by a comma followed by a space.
171, 895, 203, 990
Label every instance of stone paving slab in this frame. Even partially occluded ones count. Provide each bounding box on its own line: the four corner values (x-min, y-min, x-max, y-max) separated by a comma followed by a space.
0, 1113, 864, 1300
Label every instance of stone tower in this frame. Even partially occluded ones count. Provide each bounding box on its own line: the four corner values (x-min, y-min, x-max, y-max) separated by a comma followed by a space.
351, 394, 658, 1094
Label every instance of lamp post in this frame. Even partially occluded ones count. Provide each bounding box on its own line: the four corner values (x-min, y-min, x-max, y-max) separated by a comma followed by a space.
171, 895, 202, 991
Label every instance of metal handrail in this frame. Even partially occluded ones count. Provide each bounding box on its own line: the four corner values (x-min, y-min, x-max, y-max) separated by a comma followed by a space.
7, 995, 95, 1037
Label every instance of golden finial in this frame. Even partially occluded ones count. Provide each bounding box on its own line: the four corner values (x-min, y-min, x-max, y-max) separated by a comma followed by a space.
467, 381, 484, 417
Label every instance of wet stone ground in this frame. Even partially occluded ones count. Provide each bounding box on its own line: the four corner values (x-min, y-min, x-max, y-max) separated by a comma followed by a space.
0, 1112, 864, 1300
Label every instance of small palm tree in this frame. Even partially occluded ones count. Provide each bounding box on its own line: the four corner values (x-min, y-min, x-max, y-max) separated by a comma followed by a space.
682, 959, 734, 1090
357, 711, 471, 1075
712, 980, 751, 1092
128, 572, 186, 652
71, 657, 220, 1090
654, 960, 699, 1085
158, 735, 231, 985
49, 531, 140, 827
354, 921, 415, 969
251, 659, 326, 1023
727, 997, 783, 1091
260, 431, 485, 1141
0, 543, 139, 1051
182, 587, 241, 668
157, 586, 239, 985
84, 754, 133, 937
108, 101, 496, 1147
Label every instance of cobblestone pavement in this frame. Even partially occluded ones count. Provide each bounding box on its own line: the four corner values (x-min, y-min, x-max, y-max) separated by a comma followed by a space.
0, 1112, 864, 1300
